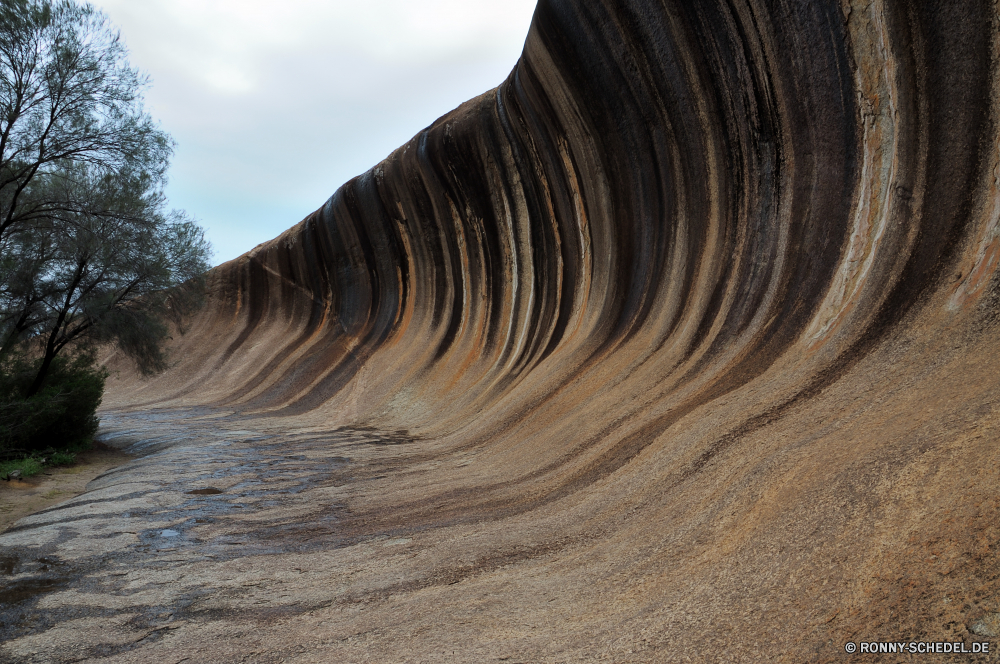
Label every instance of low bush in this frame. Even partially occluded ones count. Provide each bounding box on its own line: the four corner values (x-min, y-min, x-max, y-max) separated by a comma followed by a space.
0, 457, 44, 480
47, 450, 77, 466
0, 351, 108, 455
0, 449, 81, 480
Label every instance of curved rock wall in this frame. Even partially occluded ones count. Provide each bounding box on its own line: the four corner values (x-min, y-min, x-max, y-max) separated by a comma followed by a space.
117, 0, 997, 424
104, 0, 1000, 655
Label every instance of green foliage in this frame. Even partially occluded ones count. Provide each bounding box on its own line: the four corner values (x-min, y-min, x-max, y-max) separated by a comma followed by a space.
0, 1, 209, 464
0, 449, 77, 480
0, 0, 211, 394
47, 450, 76, 465
0, 456, 43, 480
0, 349, 106, 453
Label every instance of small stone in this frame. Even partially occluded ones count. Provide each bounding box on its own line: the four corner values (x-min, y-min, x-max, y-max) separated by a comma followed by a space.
160, 529, 180, 538
381, 538, 412, 547
969, 613, 1000, 638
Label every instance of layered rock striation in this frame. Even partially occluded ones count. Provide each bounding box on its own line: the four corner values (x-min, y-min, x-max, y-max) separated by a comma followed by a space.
23, 0, 1000, 659
123, 0, 997, 441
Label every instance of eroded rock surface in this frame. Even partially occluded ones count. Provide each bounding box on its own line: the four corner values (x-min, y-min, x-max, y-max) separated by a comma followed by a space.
3, 0, 1000, 661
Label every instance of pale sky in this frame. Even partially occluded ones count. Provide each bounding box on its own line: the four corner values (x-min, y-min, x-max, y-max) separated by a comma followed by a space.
90, 0, 539, 264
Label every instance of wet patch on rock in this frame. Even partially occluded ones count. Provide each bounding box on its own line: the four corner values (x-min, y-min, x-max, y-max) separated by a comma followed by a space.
0, 555, 17, 575
0, 551, 79, 645
185, 487, 224, 495
0, 417, 418, 657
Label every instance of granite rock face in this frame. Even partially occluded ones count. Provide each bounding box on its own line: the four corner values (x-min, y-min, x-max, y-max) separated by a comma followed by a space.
4, 0, 1000, 661
119, 0, 997, 434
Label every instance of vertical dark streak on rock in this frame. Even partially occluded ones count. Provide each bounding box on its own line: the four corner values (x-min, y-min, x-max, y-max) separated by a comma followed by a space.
107, 0, 1000, 558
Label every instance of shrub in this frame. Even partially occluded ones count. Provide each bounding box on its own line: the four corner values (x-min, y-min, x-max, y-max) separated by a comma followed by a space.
47, 450, 77, 466
0, 351, 107, 454
0, 457, 44, 480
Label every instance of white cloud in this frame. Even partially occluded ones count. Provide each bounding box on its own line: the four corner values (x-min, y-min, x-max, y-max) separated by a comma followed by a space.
89, 0, 538, 263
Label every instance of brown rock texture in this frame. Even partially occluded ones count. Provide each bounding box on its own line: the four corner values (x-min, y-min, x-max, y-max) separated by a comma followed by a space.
2, 0, 1000, 661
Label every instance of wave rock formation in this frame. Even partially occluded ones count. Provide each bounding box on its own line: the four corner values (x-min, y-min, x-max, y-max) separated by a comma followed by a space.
8, 0, 1000, 661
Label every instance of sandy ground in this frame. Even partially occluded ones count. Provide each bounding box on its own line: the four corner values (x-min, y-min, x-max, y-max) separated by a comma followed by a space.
0, 442, 134, 534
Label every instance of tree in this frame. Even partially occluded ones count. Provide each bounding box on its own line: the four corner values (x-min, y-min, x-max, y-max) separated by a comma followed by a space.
0, 0, 169, 244
0, 0, 211, 401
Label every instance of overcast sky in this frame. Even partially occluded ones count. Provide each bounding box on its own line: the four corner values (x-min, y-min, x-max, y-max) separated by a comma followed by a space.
89, 0, 538, 265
